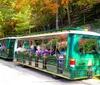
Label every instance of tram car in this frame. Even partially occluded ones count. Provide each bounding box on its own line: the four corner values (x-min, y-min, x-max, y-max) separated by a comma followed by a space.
0, 37, 15, 60
0, 28, 100, 80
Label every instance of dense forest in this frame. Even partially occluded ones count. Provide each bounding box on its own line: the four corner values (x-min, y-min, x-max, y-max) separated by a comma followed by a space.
0, 0, 100, 37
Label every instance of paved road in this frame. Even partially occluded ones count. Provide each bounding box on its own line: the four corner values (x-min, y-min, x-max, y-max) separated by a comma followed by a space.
0, 58, 100, 85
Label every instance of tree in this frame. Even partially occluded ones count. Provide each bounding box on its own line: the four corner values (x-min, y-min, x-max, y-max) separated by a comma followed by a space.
30, 0, 59, 31
75, 0, 100, 24
61, 0, 72, 25
0, 0, 15, 36
12, 0, 33, 33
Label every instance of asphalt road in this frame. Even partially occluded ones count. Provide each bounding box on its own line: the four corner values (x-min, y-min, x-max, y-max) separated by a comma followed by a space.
0, 58, 100, 85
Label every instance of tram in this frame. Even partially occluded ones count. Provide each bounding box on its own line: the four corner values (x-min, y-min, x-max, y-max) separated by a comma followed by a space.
0, 37, 15, 59
0, 28, 100, 80
13, 28, 100, 80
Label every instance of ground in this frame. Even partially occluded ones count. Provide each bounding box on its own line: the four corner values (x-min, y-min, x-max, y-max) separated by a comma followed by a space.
0, 59, 100, 85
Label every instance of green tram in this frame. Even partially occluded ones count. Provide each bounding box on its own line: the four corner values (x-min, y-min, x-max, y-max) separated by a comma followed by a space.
13, 29, 100, 80
0, 37, 15, 59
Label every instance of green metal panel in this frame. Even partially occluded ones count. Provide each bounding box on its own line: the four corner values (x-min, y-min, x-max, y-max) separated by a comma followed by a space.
0, 39, 9, 58
46, 56, 58, 73
66, 34, 71, 68
71, 34, 100, 79
8, 39, 15, 59
24, 40, 29, 49
16, 52, 24, 62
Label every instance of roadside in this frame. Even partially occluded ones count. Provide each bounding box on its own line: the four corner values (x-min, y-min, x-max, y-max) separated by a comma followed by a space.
0, 59, 100, 85
0, 63, 55, 85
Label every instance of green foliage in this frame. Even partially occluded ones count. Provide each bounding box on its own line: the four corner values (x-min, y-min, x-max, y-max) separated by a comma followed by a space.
14, 4, 33, 32
0, 0, 100, 37
92, 19, 100, 28
30, 0, 56, 31
0, 0, 15, 37
81, 39, 97, 53
75, 0, 98, 6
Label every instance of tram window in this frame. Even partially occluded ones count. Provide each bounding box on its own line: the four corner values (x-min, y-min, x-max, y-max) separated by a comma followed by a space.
35, 40, 42, 46
17, 40, 24, 48
34, 34, 67, 56
79, 38, 98, 53
49, 35, 67, 56
0, 40, 6, 50
57, 39, 67, 56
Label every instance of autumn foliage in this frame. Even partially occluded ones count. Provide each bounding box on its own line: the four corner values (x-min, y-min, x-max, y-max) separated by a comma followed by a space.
0, 0, 100, 37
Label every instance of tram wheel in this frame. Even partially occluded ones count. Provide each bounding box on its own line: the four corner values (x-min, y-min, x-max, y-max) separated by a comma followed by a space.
52, 74, 59, 79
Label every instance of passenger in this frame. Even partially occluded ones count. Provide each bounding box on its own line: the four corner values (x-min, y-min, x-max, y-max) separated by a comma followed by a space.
60, 48, 66, 57
1, 44, 6, 50
16, 44, 22, 52
58, 54, 64, 74
29, 43, 36, 65
42, 47, 50, 69
16, 45, 27, 53
21, 45, 28, 53
58, 48, 65, 74
50, 46, 60, 56
29, 45, 37, 61
35, 46, 42, 67
36, 46, 42, 56
42, 47, 50, 57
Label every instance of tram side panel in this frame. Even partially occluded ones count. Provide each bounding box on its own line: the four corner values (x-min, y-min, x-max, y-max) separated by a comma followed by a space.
7, 39, 16, 59
0, 39, 15, 59
71, 34, 100, 79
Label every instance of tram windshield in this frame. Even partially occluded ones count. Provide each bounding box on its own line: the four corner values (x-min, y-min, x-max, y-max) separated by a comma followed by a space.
79, 38, 98, 53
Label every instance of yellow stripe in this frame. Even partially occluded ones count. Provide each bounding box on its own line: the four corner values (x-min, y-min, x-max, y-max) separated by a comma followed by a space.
75, 75, 100, 80
94, 74, 100, 77
62, 30, 67, 32
15, 61, 70, 79
93, 75, 100, 80
74, 76, 88, 80
15, 61, 99, 80
0, 56, 12, 59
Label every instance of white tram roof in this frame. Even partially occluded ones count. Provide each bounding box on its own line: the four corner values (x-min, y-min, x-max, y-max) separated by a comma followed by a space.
16, 30, 100, 40
70, 31, 100, 36
0, 37, 16, 40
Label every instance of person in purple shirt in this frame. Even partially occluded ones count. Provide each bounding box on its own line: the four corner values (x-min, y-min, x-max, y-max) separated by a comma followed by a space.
1, 45, 6, 50
41, 47, 50, 69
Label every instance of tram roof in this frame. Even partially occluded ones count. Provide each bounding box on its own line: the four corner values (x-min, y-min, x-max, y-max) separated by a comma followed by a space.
16, 30, 100, 40
70, 30, 100, 36
0, 37, 16, 40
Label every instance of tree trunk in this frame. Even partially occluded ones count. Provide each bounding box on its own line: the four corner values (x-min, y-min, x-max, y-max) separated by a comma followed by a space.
84, 13, 86, 24
67, 4, 71, 25
56, 0, 59, 30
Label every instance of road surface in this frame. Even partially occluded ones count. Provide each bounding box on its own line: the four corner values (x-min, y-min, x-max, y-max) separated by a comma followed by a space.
0, 58, 100, 85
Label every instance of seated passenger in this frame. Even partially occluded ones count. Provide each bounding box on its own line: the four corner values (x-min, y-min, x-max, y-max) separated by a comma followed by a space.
21, 45, 28, 53
1, 44, 6, 50
42, 47, 50, 58
50, 46, 60, 56
57, 48, 65, 74
16, 45, 22, 53
58, 54, 64, 74
29, 45, 37, 53
41, 47, 50, 69
60, 48, 66, 57
16, 45, 27, 53
36, 46, 42, 57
